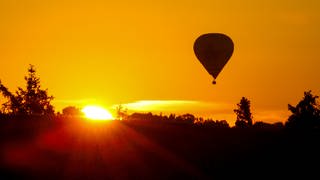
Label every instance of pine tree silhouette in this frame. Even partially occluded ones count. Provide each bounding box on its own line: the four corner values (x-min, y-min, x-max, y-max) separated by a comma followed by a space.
234, 97, 253, 128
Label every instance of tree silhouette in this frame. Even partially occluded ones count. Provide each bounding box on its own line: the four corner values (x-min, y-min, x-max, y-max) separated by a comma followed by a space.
286, 90, 320, 129
177, 113, 196, 124
195, 119, 230, 128
0, 64, 54, 115
115, 104, 128, 120
234, 97, 253, 128
62, 106, 83, 117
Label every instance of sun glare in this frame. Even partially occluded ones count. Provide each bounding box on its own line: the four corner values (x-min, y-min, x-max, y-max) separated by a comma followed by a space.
82, 105, 114, 121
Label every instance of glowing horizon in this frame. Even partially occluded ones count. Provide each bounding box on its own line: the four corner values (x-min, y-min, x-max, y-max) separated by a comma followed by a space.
111, 100, 289, 125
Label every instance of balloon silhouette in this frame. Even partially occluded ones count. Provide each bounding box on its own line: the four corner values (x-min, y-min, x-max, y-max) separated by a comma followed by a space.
193, 33, 234, 84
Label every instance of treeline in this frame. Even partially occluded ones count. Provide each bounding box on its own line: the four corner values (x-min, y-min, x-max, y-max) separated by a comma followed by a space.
1, 65, 320, 130
115, 111, 284, 129
119, 112, 230, 128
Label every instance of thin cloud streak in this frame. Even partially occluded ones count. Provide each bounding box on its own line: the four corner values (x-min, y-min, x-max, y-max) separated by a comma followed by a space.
254, 109, 289, 123
113, 100, 235, 122
114, 100, 232, 112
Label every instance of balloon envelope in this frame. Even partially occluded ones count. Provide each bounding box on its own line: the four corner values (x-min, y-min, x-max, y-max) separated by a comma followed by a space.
194, 33, 234, 82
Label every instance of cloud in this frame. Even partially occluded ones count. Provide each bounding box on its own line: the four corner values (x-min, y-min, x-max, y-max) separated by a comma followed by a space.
112, 100, 234, 116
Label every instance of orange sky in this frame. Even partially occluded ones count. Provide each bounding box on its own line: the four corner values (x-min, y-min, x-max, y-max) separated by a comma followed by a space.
1, 0, 320, 125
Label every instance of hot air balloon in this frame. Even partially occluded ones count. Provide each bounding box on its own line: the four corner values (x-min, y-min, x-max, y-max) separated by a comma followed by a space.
193, 33, 234, 84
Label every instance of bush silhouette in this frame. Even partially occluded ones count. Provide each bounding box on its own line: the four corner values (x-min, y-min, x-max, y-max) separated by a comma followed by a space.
62, 106, 83, 117
286, 90, 320, 129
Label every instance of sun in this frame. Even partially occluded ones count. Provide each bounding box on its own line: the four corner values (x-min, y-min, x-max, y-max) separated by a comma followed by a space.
82, 105, 114, 121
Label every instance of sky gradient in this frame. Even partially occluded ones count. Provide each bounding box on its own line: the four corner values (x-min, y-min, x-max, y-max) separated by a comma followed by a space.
1, 0, 319, 125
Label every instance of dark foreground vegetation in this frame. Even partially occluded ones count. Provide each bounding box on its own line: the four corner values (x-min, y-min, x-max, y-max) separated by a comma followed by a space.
1, 115, 320, 180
